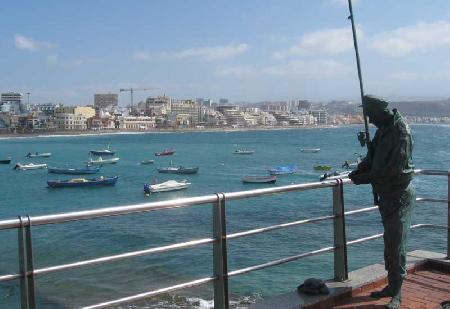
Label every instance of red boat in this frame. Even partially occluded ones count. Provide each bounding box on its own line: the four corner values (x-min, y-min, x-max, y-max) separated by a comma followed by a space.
155, 149, 176, 156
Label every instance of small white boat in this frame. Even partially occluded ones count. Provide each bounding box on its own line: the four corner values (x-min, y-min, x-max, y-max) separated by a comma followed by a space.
144, 180, 190, 194
140, 159, 155, 165
26, 152, 52, 158
14, 163, 47, 170
320, 171, 350, 181
300, 148, 320, 153
86, 157, 119, 165
233, 149, 255, 155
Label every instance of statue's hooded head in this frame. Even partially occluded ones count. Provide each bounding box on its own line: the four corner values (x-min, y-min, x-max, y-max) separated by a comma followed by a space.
361, 95, 391, 127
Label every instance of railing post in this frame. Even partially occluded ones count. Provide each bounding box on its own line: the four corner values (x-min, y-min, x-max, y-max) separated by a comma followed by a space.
447, 173, 450, 259
18, 215, 36, 309
213, 193, 229, 309
333, 179, 348, 281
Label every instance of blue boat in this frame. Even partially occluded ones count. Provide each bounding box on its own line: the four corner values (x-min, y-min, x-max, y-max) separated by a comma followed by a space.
269, 165, 298, 175
48, 166, 101, 175
47, 176, 118, 188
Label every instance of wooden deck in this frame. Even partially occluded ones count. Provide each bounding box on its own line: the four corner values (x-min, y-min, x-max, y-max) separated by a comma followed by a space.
333, 268, 450, 308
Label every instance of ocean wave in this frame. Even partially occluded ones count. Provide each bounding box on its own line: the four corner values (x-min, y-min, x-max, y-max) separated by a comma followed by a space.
117, 293, 262, 308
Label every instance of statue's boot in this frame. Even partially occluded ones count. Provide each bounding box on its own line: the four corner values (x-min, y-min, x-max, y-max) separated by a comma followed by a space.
385, 274, 403, 309
386, 293, 401, 309
370, 285, 392, 299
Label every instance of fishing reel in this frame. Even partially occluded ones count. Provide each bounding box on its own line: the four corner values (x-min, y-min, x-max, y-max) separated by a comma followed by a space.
357, 131, 366, 147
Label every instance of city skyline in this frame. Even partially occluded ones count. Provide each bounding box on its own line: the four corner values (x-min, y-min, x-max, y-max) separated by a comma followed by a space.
2, 1, 450, 105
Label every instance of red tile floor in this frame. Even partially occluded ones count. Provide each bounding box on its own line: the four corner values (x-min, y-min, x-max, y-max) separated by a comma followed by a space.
333, 269, 450, 308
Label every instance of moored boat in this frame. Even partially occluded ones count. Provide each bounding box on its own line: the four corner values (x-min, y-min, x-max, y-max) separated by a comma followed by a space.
48, 166, 100, 175
157, 166, 199, 174
144, 180, 190, 194
14, 163, 47, 170
47, 176, 118, 188
140, 160, 155, 165
86, 157, 119, 165
242, 175, 277, 184
155, 149, 176, 156
0, 157, 11, 164
300, 148, 320, 153
234, 149, 255, 155
26, 152, 52, 158
313, 165, 333, 171
269, 165, 297, 175
89, 146, 115, 156
320, 171, 350, 181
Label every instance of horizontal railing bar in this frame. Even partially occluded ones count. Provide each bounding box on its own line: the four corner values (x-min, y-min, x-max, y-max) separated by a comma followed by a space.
0, 273, 21, 282
0, 237, 215, 282
344, 206, 378, 215
347, 233, 384, 245
0, 206, 377, 282
82, 276, 216, 309
345, 223, 450, 247
0, 181, 343, 231
412, 223, 450, 230
36, 237, 215, 277
228, 246, 336, 277
0, 206, 375, 282
0, 195, 219, 230
0, 169, 445, 230
227, 206, 378, 241
413, 169, 450, 176
223, 180, 341, 200
416, 197, 448, 203
227, 214, 336, 240
228, 222, 448, 278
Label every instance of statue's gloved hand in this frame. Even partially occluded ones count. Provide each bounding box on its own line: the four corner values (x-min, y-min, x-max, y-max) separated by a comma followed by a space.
349, 171, 371, 185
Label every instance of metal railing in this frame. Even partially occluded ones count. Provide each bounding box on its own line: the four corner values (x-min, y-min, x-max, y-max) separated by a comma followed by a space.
0, 169, 448, 309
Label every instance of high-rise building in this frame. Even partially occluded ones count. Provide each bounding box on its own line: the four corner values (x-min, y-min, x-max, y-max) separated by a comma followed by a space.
219, 98, 229, 105
1, 92, 22, 103
94, 94, 118, 109
309, 110, 328, 125
169, 99, 201, 125
1, 92, 23, 114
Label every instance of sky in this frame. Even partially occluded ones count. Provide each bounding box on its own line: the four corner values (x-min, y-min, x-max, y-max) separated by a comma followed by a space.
2, 0, 450, 105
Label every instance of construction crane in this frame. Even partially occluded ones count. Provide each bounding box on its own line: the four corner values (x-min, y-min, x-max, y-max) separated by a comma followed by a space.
119, 87, 159, 109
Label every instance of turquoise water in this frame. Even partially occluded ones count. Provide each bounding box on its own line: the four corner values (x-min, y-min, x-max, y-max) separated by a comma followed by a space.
0, 125, 448, 308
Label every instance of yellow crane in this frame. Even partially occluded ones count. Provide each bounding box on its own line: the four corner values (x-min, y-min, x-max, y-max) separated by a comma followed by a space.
119, 87, 159, 109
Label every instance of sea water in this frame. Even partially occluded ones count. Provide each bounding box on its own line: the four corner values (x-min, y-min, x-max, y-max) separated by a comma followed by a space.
0, 125, 447, 308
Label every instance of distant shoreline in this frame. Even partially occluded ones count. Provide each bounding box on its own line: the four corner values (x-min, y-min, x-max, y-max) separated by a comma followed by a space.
0, 125, 345, 139
0, 122, 440, 140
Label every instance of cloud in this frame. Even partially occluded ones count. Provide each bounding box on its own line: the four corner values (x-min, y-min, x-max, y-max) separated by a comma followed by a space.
218, 59, 348, 79
47, 54, 83, 67
274, 27, 362, 58
14, 34, 57, 51
218, 66, 258, 78
369, 21, 450, 57
263, 59, 348, 77
134, 43, 250, 61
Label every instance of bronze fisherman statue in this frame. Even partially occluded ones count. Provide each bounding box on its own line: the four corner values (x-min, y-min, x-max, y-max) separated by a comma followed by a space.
349, 95, 415, 309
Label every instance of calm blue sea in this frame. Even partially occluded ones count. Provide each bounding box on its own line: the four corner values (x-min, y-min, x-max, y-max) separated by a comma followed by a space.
0, 125, 448, 308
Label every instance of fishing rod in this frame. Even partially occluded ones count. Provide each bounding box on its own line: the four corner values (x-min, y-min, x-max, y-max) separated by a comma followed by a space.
347, 0, 379, 204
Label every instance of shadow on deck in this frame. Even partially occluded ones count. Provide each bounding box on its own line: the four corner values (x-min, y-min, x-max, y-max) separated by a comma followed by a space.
249, 250, 450, 309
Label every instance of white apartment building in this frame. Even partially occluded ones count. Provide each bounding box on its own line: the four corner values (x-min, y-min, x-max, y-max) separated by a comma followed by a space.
119, 116, 155, 130
56, 113, 88, 130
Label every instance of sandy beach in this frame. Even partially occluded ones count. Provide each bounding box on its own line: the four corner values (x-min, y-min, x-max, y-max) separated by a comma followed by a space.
0, 124, 343, 139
